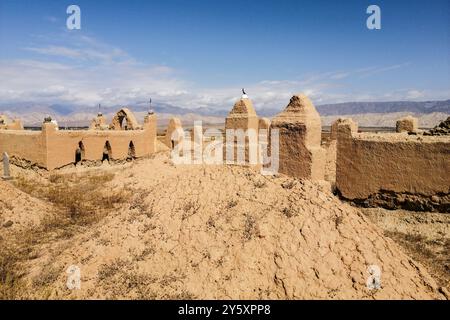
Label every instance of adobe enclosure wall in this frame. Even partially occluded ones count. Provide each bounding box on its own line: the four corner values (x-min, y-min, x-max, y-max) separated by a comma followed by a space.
44, 125, 156, 170
336, 123, 450, 211
0, 121, 157, 170
0, 130, 46, 167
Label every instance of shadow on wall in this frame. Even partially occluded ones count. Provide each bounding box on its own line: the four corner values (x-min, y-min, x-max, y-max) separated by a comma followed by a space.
102, 141, 112, 162
75, 141, 85, 164
128, 141, 136, 160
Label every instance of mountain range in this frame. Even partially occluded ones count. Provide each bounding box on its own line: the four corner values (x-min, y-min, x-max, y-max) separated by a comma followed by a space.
0, 99, 449, 128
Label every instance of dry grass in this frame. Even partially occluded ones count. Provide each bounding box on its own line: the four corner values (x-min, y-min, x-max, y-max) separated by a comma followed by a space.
97, 259, 130, 281
0, 244, 25, 299
226, 199, 238, 209
243, 214, 258, 241
14, 172, 128, 226
253, 179, 267, 188
129, 189, 153, 217
282, 206, 295, 218
384, 231, 450, 288
182, 200, 200, 220
32, 265, 63, 288
0, 171, 131, 299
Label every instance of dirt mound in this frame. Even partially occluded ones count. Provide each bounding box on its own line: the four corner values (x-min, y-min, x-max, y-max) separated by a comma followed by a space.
0, 180, 55, 234
6, 155, 443, 300
424, 116, 450, 136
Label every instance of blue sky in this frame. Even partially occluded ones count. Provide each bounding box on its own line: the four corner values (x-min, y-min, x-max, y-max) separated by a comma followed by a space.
0, 0, 448, 110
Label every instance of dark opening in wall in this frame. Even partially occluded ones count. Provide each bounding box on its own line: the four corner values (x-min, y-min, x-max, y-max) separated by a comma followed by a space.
119, 115, 129, 130
102, 141, 112, 162
75, 141, 85, 164
127, 141, 136, 160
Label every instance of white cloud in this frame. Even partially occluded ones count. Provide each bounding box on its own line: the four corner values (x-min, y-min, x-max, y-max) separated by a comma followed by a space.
44, 16, 58, 23
0, 35, 447, 112
357, 63, 411, 78
25, 46, 83, 59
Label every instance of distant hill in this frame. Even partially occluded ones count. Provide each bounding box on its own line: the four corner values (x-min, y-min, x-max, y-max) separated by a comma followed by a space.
0, 99, 448, 128
315, 100, 450, 116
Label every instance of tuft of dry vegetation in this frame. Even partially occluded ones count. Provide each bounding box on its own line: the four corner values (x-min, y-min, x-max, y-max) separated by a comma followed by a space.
253, 179, 267, 188
243, 214, 259, 241
14, 172, 129, 226
384, 231, 450, 288
32, 265, 63, 288
129, 189, 153, 217
97, 259, 130, 281
282, 206, 295, 218
0, 244, 25, 299
182, 200, 200, 220
0, 171, 132, 299
226, 199, 238, 209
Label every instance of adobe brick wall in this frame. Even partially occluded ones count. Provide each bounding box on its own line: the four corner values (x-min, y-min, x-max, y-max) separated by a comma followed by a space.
270, 94, 325, 180
0, 115, 24, 130
224, 98, 259, 165
331, 118, 357, 140
164, 117, 184, 149
336, 120, 450, 211
0, 111, 157, 170
0, 130, 46, 167
396, 115, 418, 133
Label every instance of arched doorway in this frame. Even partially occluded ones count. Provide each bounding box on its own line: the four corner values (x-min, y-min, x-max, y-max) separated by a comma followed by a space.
110, 108, 139, 131
75, 141, 85, 164
102, 141, 112, 162
118, 114, 128, 130
127, 141, 136, 160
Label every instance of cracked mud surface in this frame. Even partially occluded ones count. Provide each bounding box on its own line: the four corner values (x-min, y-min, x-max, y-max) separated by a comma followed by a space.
0, 153, 446, 299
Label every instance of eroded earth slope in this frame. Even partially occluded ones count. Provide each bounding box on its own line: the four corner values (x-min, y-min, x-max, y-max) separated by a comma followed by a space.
0, 153, 446, 299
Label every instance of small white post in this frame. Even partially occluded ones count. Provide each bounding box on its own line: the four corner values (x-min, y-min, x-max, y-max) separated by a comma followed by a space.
2, 152, 12, 180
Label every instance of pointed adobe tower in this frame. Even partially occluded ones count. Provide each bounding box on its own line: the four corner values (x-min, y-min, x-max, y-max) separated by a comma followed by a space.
164, 117, 184, 149
224, 93, 259, 165
270, 94, 325, 180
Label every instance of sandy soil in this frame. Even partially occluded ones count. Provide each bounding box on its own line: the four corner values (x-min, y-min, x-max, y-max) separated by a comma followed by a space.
362, 208, 449, 292
0, 152, 447, 300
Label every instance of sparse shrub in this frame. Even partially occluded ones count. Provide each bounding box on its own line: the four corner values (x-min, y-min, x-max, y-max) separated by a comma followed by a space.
32, 265, 63, 288
206, 216, 215, 228
97, 258, 129, 281
253, 179, 266, 188
0, 199, 13, 211
15, 172, 130, 227
384, 231, 437, 264
0, 244, 24, 299
2, 171, 129, 299
129, 190, 153, 216
13, 175, 38, 194
134, 248, 156, 261
168, 290, 197, 300
202, 250, 211, 259
282, 206, 295, 218
226, 199, 238, 209
335, 215, 344, 228
182, 200, 200, 220
282, 204, 301, 218
243, 214, 258, 241
48, 173, 65, 184
87, 172, 115, 185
